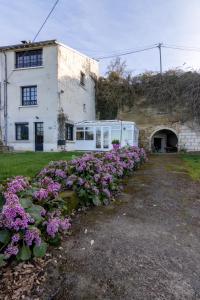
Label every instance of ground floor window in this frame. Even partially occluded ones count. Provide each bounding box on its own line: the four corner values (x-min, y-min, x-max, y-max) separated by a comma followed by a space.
76, 126, 94, 140
65, 123, 74, 141
15, 123, 29, 140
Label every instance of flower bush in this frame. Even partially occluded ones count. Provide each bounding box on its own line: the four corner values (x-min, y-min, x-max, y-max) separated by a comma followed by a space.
0, 146, 146, 266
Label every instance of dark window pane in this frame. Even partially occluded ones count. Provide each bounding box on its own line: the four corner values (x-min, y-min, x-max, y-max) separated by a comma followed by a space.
80, 72, 85, 86
22, 86, 37, 105
85, 131, 94, 140
76, 131, 84, 140
16, 49, 43, 68
15, 123, 29, 140
65, 124, 74, 141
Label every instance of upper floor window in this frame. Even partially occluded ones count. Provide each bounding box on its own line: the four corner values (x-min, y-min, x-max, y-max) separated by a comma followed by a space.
15, 123, 29, 140
22, 86, 37, 106
15, 49, 43, 68
65, 123, 74, 141
80, 71, 86, 86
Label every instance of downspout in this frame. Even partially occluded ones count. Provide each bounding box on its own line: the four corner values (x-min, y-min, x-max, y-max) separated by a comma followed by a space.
3, 51, 8, 146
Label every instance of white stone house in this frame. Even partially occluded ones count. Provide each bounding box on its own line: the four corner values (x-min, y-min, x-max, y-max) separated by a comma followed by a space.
0, 40, 99, 151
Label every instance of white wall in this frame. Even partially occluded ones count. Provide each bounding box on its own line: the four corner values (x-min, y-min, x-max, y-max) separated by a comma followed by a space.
179, 124, 200, 151
0, 45, 59, 151
57, 44, 99, 123
0, 42, 99, 152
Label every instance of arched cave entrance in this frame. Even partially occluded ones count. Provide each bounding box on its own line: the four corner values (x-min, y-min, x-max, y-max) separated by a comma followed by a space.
151, 129, 178, 153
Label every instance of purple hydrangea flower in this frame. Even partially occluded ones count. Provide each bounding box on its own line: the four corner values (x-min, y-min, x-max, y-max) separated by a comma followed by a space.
34, 188, 49, 201
24, 228, 41, 246
11, 233, 20, 243
4, 244, 19, 257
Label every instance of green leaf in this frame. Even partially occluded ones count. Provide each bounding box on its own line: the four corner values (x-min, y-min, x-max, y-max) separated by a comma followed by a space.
0, 194, 4, 210
33, 241, 47, 258
27, 205, 44, 225
20, 198, 33, 209
0, 230, 10, 244
48, 234, 61, 246
17, 245, 31, 261
0, 254, 6, 267
92, 196, 101, 206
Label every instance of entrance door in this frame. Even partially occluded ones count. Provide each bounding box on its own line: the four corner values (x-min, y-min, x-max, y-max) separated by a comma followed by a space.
95, 127, 110, 150
154, 137, 162, 152
35, 122, 44, 151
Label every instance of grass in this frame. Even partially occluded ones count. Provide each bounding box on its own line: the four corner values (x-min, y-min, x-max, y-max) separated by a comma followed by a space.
181, 153, 200, 180
0, 151, 82, 182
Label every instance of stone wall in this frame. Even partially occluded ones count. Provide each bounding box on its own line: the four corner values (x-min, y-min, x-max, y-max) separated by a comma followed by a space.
117, 98, 200, 152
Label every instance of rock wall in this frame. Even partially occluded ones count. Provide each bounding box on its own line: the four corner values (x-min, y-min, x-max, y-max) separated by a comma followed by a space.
117, 98, 200, 152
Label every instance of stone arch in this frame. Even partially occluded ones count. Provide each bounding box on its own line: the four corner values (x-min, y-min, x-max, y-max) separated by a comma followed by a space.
149, 127, 178, 153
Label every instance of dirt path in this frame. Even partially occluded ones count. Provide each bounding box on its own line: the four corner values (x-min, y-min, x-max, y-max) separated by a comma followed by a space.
40, 154, 200, 300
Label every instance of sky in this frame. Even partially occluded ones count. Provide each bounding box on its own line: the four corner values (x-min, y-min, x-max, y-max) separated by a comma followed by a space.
1, 0, 200, 75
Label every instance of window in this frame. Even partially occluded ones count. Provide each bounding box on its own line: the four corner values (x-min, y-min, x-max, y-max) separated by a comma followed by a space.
65, 123, 74, 141
76, 126, 94, 140
80, 71, 86, 86
16, 49, 42, 68
15, 123, 29, 140
111, 125, 121, 142
21, 86, 37, 106
123, 125, 133, 141
85, 127, 94, 140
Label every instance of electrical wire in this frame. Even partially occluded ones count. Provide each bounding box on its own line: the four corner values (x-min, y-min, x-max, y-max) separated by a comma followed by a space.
33, 0, 60, 42
77, 43, 158, 55
7, 0, 60, 81
163, 45, 200, 52
95, 45, 157, 60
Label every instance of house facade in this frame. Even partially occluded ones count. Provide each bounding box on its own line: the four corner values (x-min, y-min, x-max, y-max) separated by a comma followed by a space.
0, 40, 99, 151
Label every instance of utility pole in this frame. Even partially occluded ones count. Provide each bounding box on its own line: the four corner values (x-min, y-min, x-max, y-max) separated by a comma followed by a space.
157, 43, 163, 74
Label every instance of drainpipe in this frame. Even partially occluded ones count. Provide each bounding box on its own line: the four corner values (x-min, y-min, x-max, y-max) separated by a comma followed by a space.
3, 51, 8, 146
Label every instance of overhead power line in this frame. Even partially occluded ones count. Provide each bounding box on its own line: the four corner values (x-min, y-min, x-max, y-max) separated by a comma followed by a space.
33, 0, 60, 42
95, 45, 157, 60
6, 0, 60, 81
163, 45, 200, 52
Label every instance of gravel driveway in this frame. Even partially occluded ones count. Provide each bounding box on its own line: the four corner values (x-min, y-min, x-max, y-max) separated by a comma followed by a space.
40, 154, 200, 300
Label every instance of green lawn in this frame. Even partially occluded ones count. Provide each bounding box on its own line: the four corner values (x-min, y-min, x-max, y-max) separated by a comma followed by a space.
0, 151, 81, 181
181, 153, 200, 180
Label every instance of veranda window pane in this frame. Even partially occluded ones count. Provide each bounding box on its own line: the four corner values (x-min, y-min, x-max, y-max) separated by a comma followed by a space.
85, 131, 94, 140
76, 131, 84, 140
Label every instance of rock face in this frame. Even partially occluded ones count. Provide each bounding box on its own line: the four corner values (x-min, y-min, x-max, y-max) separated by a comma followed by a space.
117, 98, 200, 152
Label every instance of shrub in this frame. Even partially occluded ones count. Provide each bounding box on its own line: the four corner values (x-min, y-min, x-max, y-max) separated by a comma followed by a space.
0, 146, 146, 266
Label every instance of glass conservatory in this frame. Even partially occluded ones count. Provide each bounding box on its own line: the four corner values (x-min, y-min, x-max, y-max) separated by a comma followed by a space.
74, 120, 139, 151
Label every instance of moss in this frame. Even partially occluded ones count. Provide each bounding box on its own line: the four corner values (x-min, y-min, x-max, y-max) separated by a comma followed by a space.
59, 191, 79, 215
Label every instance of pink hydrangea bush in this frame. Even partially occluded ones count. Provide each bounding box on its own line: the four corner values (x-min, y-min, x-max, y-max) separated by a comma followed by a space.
0, 176, 71, 266
0, 146, 146, 266
38, 146, 147, 206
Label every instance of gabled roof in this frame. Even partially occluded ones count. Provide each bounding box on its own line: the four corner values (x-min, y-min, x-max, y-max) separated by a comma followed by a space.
0, 39, 57, 51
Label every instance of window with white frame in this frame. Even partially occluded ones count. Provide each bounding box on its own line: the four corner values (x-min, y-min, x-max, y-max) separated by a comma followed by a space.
111, 125, 121, 142
76, 126, 94, 140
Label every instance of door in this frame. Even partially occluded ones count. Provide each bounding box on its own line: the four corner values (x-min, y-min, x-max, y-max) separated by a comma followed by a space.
95, 127, 110, 150
154, 137, 162, 152
102, 127, 109, 149
35, 122, 44, 151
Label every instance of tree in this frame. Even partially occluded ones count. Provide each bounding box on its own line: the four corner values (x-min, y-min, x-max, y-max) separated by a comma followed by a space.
106, 57, 128, 81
